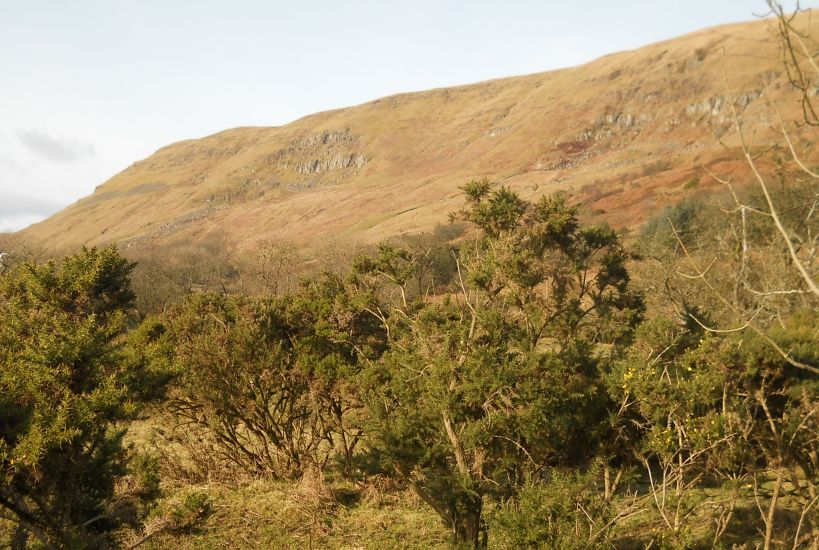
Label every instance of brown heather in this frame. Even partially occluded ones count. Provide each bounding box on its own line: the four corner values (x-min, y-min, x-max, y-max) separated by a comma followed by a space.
17, 12, 819, 254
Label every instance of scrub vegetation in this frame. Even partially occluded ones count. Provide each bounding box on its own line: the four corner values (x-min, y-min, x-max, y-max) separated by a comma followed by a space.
1, 2, 817, 548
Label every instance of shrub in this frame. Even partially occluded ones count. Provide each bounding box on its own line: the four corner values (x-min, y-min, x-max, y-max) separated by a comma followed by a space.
0, 246, 148, 548
490, 472, 616, 549
155, 273, 386, 479
362, 184, 643, 546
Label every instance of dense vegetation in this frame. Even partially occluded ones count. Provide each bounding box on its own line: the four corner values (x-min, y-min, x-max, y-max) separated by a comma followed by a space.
1, 5, 817, 547
1, 170, 817, 548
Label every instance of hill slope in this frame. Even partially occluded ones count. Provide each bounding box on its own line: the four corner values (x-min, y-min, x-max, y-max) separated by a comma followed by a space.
19, 13, 819, 252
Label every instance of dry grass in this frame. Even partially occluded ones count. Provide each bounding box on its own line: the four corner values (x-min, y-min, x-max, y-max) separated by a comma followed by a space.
118, 416, 450, 549
138, 480, 450, 550
19, 12, 819, 255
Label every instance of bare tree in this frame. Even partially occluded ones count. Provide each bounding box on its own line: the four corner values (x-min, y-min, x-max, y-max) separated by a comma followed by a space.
668, 4, 819, 376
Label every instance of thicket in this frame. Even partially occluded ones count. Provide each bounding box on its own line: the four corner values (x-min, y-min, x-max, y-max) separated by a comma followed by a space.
2, 4, 818, 547
0, 247, 213, 549
1, 172, 817, 548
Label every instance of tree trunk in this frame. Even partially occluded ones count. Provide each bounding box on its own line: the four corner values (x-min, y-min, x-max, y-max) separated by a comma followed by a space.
603, 466, 622, 501
452, 500, 485, 549
764, 470, 784, 550
443, 410, 468, 477
11, 525, 28, 550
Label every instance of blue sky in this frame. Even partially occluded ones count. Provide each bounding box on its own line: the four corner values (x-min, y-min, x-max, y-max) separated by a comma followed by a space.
1, 0, 814, 231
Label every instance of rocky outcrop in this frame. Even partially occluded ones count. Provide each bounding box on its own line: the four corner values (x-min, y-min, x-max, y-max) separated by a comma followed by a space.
268, 129, 368, 178
295, 153, 367, 174
599, 112, 638, 129
297, 130, 351, 147
574, 112, 650, 142
121, 206, 226, 247
684, 90, 762, 118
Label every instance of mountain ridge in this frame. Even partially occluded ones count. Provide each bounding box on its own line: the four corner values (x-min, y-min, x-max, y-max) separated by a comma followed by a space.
19, 12, 818, 253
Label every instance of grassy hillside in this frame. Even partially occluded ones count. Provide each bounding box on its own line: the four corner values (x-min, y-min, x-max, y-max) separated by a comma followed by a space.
18, 11, 818, 254
1, 9, 817, 550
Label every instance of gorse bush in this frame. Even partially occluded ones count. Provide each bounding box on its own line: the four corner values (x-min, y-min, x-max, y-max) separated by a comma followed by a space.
358, 184, 643, 546
157, 273, 386, 479
490, 471, 619, 549
124, 180, 816, 549
1, 179, 817, 549
0, 247, 147, 548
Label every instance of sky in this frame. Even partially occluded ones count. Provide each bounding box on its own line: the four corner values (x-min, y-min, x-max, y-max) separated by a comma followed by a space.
1, 0, 815, 232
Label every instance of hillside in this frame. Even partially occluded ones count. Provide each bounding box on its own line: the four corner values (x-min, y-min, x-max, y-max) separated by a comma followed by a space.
18, 12, 819, 252
2, 8, 819, 548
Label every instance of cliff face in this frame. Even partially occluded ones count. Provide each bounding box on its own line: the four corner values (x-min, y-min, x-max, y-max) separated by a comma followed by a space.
20, 13, 818, 252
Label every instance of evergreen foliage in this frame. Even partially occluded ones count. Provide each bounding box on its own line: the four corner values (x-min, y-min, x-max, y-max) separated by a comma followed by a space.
1, 179, 817, 549
158, 273, 386, 479
0, 247, 140, 548
360, 184, 643, 546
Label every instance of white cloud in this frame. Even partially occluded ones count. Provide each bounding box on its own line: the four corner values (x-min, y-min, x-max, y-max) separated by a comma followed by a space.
0, 191, 63, 232
0, 213, 47, 233
16, 129, 96, 164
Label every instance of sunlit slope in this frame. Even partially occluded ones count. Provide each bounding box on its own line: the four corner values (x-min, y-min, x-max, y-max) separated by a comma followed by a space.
22, 12, 818, 251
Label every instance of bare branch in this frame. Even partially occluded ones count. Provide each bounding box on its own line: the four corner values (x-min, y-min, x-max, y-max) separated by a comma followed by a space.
668, 220, 819, 375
